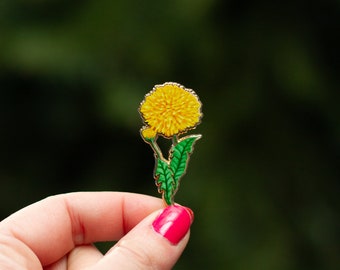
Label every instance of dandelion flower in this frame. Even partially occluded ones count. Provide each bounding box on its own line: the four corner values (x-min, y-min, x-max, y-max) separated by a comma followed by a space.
139, 82, 202, 137
141, 127, 157, 141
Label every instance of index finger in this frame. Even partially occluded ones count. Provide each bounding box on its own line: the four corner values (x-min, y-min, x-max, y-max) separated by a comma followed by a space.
0, 192, 164, 266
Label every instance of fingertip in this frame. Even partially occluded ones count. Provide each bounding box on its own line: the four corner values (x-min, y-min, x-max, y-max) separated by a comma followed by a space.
94, 206, 193, 269
152, 205, 193, 245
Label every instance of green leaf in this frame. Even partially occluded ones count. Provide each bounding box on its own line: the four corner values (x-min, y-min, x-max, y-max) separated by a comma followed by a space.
169, 134, 201, 191
154, 158, 175, 205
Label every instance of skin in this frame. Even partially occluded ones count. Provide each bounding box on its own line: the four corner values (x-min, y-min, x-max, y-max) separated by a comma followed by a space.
0, 192, 191, 270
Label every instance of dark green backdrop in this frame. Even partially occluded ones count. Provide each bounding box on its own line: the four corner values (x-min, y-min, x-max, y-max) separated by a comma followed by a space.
1, 0, 339, 269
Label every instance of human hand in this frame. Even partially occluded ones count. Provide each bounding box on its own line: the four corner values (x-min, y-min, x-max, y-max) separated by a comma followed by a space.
0, 192, 193, 269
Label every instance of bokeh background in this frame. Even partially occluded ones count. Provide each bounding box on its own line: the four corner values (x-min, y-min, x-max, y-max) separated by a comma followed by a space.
1, 0, 339, 269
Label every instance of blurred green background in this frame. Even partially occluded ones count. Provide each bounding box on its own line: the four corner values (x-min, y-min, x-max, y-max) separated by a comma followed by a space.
0, 0, 339, 269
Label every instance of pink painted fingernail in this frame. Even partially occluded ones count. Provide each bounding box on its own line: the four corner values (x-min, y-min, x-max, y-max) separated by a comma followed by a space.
152, 205, 193, 245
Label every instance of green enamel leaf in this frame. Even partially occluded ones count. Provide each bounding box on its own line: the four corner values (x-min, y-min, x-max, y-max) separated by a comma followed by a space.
170, 135, 201, 191
154, 158, 175, 205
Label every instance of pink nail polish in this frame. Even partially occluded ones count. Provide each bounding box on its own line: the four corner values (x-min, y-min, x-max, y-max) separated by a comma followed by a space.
152, 205, 193, 245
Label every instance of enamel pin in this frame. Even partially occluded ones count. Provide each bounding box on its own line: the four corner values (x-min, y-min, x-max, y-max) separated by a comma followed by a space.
139, 82, 203, 205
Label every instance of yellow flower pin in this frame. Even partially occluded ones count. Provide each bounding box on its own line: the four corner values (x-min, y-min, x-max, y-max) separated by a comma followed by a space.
140, 82, 202, 137
139, 82, 202, 205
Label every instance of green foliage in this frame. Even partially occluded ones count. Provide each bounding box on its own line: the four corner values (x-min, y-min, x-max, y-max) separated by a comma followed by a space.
170, 135, 201, 190
152, 135, 201, 205
154, 158, 174, 205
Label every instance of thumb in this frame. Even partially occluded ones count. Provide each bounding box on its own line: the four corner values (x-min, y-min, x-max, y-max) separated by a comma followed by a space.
93, 205, 193, 270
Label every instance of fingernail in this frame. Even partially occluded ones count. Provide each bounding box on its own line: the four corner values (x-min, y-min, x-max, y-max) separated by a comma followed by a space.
152, 205, 193, 245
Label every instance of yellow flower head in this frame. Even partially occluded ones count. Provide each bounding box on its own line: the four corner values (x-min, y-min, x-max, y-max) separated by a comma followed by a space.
139, 82, 202, 137
141, 127, 157, 141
